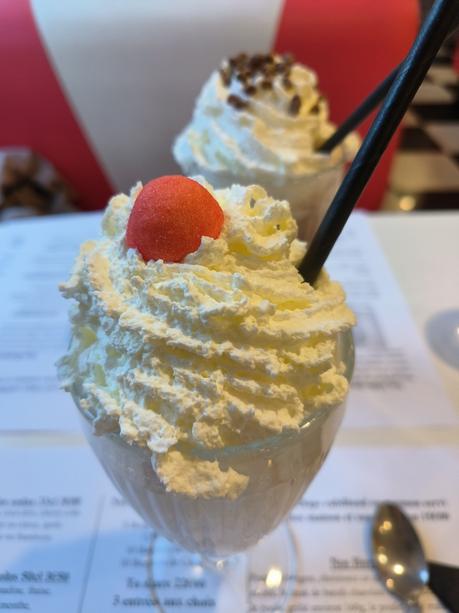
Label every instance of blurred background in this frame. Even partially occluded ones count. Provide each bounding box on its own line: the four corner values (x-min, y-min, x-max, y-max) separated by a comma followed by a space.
0, 0, 457, 222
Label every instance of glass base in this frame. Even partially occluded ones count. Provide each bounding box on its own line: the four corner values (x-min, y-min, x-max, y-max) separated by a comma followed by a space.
146, 522, 298, 612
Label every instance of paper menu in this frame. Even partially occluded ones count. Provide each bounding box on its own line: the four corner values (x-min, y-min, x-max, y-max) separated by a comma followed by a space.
327, 213, 458, 429
0, 211, 457, 432
0, 445, 103, 612
1, 443, 457, 612
0, 214, 100, 430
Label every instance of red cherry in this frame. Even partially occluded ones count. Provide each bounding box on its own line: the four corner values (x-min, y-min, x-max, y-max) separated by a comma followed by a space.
126, 176, 224, 263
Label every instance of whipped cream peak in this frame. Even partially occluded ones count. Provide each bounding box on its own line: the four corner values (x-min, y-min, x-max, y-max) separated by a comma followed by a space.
173, 53, 359, 184
58, 178, 355, 499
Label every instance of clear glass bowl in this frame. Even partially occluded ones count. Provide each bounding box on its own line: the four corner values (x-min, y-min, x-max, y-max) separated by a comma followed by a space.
76, 331, 354, 559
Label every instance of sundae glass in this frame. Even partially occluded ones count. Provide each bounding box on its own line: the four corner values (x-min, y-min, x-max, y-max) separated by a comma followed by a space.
173, 53, 359, 240
58, 176, 355, 609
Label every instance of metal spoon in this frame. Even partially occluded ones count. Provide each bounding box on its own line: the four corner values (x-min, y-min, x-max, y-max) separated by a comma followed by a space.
371, 503, 449, 610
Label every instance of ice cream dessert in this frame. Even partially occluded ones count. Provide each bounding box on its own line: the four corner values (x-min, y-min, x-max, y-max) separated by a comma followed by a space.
173, 53, 359, 238
57, 176, 355, 505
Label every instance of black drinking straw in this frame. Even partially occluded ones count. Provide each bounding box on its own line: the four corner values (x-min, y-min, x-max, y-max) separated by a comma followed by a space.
317, 66, 399, 154
299, 0, 459, 285
317, 12, 459, 154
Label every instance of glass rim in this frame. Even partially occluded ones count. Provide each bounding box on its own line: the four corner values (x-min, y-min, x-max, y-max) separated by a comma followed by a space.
77, 329, 354, 460
181, 145, 347, 183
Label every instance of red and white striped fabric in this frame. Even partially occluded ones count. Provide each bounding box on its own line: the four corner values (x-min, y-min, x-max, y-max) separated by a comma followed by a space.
1, 0, 419, 211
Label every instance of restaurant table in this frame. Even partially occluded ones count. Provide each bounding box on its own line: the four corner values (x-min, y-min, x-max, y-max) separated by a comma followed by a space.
334, 211, 459, 449
370, 212, 459, 412
1, 210, 458, 613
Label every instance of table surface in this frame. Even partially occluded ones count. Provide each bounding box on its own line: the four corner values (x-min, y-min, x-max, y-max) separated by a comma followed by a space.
323, 210, 459, 450
369, 211, 459, 411
1, 211, 457, 613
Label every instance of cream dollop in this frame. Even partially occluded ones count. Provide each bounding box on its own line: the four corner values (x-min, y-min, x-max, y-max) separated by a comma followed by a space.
174, 57, 357, 181
57, 179, 355, 499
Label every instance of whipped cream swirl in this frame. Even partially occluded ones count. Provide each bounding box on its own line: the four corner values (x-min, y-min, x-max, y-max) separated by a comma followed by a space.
174, 54, 356, 180
58, 179, 355, 499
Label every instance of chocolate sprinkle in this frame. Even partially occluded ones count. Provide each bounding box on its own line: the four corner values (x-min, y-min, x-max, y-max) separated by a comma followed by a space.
288, 94, 301, 116
227, 94, 248, 110
310, 94, 323, 114
234, 71, 246, 82
221, 52, 306, 115
248, 54, 265, 70
219, 67, 231, 87
310, 102, 320, 114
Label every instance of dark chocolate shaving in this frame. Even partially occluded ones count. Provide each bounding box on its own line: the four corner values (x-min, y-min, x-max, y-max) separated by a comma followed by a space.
288, 94, 302, 116
244, 84, 257, 96
221, 52, 303, 113
248, 53, 266, 70
219, 67, 231, 87
310, 94, 323, 114
227, 94, 248, 110
236, 71, 249, 83
310, 102, 320, 114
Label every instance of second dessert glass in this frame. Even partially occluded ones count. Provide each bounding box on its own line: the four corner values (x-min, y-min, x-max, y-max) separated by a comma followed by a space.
76, 330, 354, 611
173, 53, 359, 242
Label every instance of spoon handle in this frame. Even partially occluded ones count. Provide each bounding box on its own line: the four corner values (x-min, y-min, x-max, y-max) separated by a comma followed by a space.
428, 561, 459, 613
